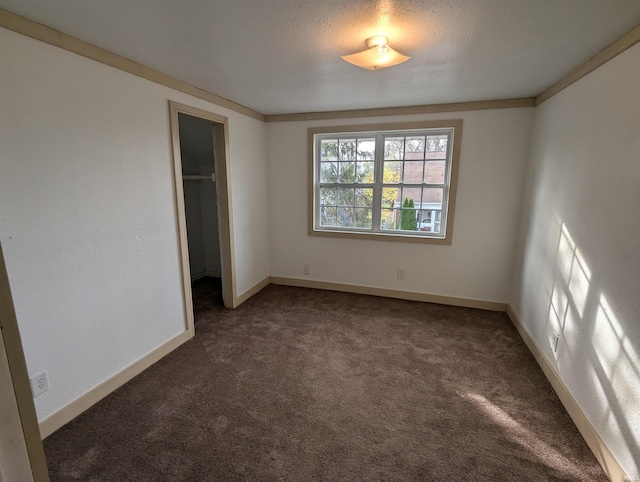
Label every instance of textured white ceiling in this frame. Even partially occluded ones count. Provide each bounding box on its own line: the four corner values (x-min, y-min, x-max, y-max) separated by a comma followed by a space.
2, 0, 640, 115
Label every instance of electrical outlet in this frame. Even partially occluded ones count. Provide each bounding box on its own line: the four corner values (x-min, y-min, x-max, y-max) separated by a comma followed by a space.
30, 371, 49, 398
397, 268, 406, 280
552, 333, 561, 353
303, 264, 311, 275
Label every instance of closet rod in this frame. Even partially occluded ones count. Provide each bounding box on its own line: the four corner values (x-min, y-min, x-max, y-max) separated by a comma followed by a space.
182, 174, 216, 182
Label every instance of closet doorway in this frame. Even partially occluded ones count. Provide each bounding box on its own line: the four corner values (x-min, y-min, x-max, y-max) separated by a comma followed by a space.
169, 101, 236, 338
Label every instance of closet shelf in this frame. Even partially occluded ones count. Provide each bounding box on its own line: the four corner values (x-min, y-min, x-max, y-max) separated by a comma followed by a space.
182, 174, 216, 182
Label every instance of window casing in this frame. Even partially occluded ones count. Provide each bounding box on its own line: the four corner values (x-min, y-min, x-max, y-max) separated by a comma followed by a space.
309, 120, 462, 244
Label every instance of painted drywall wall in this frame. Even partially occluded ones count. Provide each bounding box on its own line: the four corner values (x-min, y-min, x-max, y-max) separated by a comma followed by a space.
267, 108, 534, 303
510, 43, 640, 477
230, 114, 270, 295
0, 26, 269, 422
179, 114, 221, 278
183, 181, 207, 276
201, 180, 221, 275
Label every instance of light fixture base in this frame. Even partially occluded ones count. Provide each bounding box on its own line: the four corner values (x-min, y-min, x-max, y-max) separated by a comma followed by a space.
366, 35, 389, 49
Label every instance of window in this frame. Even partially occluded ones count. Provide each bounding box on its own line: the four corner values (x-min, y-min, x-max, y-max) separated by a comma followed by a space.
309, 120, 462, 244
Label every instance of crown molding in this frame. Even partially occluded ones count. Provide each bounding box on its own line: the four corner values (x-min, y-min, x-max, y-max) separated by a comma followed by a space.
265, 98, 535, 122
0, 7, 266, 122
536, 23, 640, 106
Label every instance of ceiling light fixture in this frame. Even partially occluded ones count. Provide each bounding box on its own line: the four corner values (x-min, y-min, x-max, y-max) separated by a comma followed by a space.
341, 35, 410, 71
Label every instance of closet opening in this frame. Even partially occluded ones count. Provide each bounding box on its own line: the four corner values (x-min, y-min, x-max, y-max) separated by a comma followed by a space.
169, 101, 236, 338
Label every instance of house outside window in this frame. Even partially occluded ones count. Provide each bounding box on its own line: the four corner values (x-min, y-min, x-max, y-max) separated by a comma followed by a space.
309, 120, 462, 244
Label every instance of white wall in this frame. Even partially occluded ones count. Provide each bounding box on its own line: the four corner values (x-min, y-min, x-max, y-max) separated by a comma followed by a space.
230, 113, 270, 295
0, 27, 269, 422
183, 181, 206, 275
510, 44, 640, 477
201, 180, 221, 275
267, 108, 534, 303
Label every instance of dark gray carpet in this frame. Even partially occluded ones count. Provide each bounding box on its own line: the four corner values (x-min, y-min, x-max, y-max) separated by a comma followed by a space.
43, 284, 607, 481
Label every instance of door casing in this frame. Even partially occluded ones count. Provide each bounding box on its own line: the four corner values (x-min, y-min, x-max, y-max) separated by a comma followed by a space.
168, 101, 237, 338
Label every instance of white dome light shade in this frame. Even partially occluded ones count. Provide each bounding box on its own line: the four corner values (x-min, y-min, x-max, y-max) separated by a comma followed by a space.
341, 35, 410, 71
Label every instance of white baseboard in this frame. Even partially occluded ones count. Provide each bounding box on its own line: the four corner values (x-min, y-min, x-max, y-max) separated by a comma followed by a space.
39, 330, 190, 439
269, 276, 506, 312
506, 305, 628, 482
237, 276, 270, 305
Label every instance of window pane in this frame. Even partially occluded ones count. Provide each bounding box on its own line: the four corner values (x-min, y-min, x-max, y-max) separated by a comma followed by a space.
320, 162, 338, 183
398, 208, 419, 231
426, 135, 447, 159
320, 140, 337, 161
434, 211, 442, 234
339, 162, 355, 182
395, 192, 420, 232
405, 136, 425, 159
337, 207, 354, 227
422, 187, 444, 205
403, 161, 424, 184
418, 209, 442, 233
424, 161, 445, 184
382, 187, 400, 208
384, 137, 404, 160
355, 208, 372, 228
357, 138, 376, 160
338, 139, 357, 160
356, 162, 375, 183
355, 188, 373, 207
337, 187, 354, 206
380, 209, 399, 230
320, 187, 336, 206
419, 210, 432, 226
321, 206, 337, 226
401, 187, 422, 205
419, 189, 444, 234
383, 161, 402, 183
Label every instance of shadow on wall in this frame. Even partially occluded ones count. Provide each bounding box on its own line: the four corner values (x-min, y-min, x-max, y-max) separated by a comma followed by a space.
543, 217, 639, 476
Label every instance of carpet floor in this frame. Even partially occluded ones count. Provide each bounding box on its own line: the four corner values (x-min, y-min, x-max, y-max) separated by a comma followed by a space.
43, 283, 607, 481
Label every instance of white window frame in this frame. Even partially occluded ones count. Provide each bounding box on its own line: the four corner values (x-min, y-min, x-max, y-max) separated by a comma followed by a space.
308, 120, 462, 244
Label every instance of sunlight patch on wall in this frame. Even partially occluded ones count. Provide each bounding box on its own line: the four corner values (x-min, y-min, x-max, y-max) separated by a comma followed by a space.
547, 223, 593, 358
545, 221, 639, 476
547, 284, 567, 340
541, 212, 564, 299
560, 304, 581, 355
593, 294, 639, 408
592, 293, 640, 473
556, 224, 575, 284
558, 224, 591, 317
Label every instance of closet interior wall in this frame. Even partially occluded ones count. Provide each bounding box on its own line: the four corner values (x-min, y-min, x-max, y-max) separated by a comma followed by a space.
178, 113, 221, 281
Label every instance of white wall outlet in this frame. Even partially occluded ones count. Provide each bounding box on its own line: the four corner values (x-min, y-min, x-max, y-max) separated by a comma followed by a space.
397, 268, 406, 280
552, 333, 561, 353
30, 371, 49, 398
303, 264, 311, 275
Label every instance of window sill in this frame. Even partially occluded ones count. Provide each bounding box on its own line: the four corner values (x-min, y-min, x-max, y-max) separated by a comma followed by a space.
309, 227, 452, 245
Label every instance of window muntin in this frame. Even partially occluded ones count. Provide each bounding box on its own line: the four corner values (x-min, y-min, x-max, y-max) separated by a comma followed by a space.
312, 123, 459, 241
